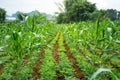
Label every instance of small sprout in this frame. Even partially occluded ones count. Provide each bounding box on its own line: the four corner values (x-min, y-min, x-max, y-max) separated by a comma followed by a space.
0, 47, 3, 51
33, 32, 39, 38
5, 35, 10, 40
110, 36, 112, 41
18, 32, 22, 36
79, 30, 83, 35
107, 27, 112, 32
115, 40, 120, 44
0, 61, 2, 64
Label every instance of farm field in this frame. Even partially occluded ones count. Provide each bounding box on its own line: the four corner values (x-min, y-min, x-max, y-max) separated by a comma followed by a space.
0, 18, 120, 80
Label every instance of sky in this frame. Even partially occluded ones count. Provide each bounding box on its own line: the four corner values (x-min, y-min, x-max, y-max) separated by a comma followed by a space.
0, 0, 120, 16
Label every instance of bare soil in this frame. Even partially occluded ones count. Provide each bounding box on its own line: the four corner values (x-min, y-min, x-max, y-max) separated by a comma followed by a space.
53, 41, 59, 64
32, 44, 48, 79
0, 65, 4, 75
64, 41, 85, 80
52, 34, 64, 80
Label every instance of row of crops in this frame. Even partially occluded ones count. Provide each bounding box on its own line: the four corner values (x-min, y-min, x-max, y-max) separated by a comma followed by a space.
0, 17, 120, 79
62, 19, 120, 79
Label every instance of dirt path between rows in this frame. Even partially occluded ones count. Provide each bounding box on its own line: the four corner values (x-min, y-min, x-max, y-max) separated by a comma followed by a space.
63, 41, 84, 80
32, 45, 47, 79
32, 38, 54, 79
52, 34, 64, 80
53, 39, 59, 64
0, 56, 17, 76
0, 65, 4, 75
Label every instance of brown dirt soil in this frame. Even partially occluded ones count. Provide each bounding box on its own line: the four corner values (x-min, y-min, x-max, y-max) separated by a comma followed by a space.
53, 40, 59, 64
56, 70, 65, 80
32, 60, 42, 79
0, 65, 4, 75
32, 46, 48, 79
64, 41, 85, 80
52, 34, 64, 80
39, 46, 48, 58
22, 55, 30, 65
23, 55, 30, 60
1, 57, 17, 79
31, 37, 54, 79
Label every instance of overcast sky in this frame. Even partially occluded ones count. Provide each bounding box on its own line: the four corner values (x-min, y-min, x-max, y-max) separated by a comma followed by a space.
0, 0, 120, 16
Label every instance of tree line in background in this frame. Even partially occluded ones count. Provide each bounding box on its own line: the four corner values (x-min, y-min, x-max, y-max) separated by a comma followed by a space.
56, 0, 120, 23
0, 0, 120, 23
0, 9, 48, 23
0, 8, 6, 23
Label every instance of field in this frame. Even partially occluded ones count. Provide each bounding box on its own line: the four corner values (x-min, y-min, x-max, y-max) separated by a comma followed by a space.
0, 17, 120, 80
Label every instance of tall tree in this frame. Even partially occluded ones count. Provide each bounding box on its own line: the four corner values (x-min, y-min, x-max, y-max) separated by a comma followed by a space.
56, 0, 96, 23
117, 11, 120, 20
0, 8, 6, 23
106, 9, 117, 20
90, 9, 107, 21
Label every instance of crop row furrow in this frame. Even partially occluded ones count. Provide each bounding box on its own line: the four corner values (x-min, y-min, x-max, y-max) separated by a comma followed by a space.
52, 33, 64, 80
85, 46, 120, 73
77, 46, 120, 79
40, 33, 59, 80
58, 33, 79, 80
63, 40, 85, 80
